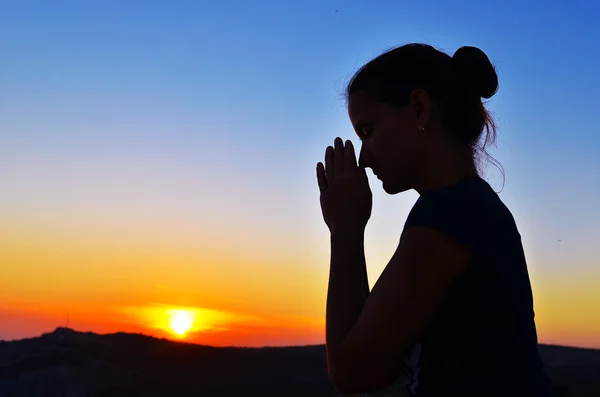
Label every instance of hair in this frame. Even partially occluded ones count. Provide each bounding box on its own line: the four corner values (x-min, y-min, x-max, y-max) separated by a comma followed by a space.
346, 43, 503, 183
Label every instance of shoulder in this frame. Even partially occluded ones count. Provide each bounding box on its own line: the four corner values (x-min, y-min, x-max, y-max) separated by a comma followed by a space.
405, 176, 499, 254
410, 175, 492, 213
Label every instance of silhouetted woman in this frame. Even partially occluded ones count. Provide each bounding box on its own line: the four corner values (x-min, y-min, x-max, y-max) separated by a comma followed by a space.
316, 44, 554, 397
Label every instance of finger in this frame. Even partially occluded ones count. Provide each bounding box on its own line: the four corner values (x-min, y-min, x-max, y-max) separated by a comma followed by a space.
343, 140, 358, 173
325, 146, 334, 180
316, 162, 328, 193
334, 137, 344, 176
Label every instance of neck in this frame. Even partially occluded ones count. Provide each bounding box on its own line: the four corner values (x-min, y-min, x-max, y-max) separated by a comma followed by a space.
413, 146, 477, 195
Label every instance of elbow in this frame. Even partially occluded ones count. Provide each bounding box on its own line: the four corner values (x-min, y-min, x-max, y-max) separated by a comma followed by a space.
328, 355, 361, 394
330, 368, 361, 395
326, 344, 402, 394
328, 364, 398, 395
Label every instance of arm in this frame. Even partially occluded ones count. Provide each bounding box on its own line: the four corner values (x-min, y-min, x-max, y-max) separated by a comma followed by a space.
326, 228, 368, 374
326, 226, 472, 394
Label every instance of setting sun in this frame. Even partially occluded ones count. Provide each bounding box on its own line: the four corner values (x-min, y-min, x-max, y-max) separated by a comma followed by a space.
168, 310, 194, 336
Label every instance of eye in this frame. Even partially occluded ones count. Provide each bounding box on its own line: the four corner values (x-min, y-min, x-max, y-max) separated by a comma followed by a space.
356, 125, 373, 140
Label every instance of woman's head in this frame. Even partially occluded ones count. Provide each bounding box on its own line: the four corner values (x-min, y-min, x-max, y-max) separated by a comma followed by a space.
346, 43, 499, 194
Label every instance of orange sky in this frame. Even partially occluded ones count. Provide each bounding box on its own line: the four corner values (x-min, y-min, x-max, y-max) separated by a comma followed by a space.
1, 211, 600, 348
0, 214, 328, 346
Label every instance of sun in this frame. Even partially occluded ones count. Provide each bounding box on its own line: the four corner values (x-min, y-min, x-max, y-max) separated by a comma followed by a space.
168, 310, 194, 336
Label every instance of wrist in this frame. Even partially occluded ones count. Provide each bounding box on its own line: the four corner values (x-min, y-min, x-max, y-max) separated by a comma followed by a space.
330, 227, 365, 243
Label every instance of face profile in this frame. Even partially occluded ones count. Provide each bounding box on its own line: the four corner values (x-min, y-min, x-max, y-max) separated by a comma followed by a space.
348, 89, 431, 195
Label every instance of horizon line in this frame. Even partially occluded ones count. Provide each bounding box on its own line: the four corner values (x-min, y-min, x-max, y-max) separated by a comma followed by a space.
3, 326, 599, 351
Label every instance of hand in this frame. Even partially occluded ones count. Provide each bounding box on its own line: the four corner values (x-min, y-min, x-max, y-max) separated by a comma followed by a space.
316, 137, 372, 234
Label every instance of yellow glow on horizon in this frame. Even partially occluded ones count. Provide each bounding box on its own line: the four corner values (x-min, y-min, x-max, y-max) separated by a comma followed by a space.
168, 309, 194, 336
118, 304, 255, 338
2, 219, 600, 348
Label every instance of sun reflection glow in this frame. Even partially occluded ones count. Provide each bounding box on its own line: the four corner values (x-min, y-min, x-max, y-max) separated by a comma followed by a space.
168, 309, 194, 336
119, 304, 256, 341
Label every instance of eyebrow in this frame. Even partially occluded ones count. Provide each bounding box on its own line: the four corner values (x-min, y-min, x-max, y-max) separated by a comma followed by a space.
350, 113, 364, 129
354, 118, 372, 130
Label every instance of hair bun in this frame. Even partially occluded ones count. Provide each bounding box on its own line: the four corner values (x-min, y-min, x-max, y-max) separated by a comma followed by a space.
452, 46, 498, 99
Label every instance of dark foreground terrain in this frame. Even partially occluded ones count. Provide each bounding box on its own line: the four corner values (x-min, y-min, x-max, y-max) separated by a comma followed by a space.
1, 328, 599, 397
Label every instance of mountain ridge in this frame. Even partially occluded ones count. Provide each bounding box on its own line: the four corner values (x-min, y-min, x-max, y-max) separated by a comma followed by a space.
1, 327, 599, 396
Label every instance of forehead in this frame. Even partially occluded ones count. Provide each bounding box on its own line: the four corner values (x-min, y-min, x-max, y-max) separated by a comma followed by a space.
347, 93, 378, 124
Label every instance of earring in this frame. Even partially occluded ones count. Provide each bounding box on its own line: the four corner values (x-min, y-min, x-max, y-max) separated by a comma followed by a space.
417, 125, 426, 135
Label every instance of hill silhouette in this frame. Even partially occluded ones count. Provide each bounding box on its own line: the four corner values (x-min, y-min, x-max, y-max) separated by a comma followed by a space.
1, 328, 599, 396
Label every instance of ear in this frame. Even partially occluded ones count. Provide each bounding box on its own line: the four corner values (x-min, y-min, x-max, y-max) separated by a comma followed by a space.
409, 89, 431, 128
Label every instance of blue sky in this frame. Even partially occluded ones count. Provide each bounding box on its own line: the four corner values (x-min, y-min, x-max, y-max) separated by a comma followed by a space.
1, 0, 600, 344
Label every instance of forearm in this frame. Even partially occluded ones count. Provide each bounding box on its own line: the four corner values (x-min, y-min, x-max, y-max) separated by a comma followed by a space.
326, 229, 368, 356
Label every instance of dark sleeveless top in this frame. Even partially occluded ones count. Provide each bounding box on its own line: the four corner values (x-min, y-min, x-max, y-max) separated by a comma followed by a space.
400, 176, 554, 397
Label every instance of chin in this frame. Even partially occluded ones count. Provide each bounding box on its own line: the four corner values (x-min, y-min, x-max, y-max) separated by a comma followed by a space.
381, 179, 410, 195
